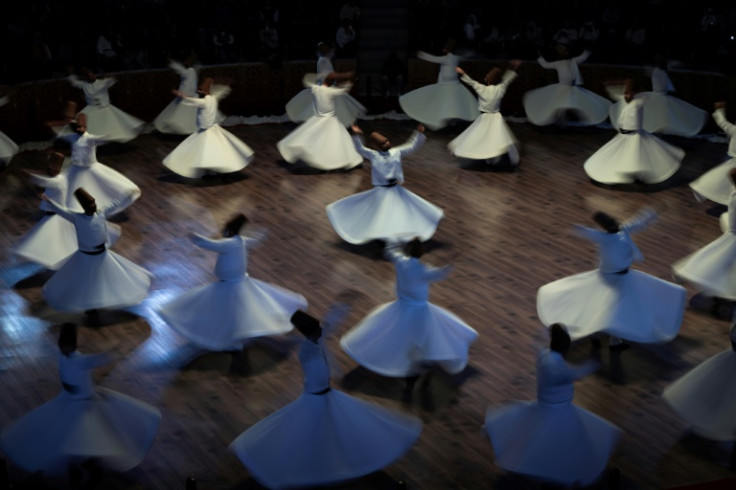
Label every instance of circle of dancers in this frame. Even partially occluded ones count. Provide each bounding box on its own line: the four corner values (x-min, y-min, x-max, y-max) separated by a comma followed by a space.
2, 38, 736, 489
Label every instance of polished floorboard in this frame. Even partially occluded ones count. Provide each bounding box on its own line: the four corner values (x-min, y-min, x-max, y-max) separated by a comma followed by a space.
0, 116, 734, 489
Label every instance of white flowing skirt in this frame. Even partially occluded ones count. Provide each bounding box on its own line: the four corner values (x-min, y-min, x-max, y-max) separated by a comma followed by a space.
484, 401, 621, 486
662, 350, 736, 441
0, 388, 161, 476
0, 130, 19, 163
64, 162, 141, 214
326, 185, 444, 244
399, 82, 478, 130
689, 158, 736, 205
537, 269, 686, 343
523, 84, 611, 127
277, 114, 363, 170
13, 214, 120, 270
286, 89, 366, 127
79, 104, 144, 143
153, 98, 226, 135
673, 232, 736, 300
43, 250, 152, 311
610, 93, 707, 137
158, 276, 307, 350
163, 125, 254, 178
341, 299, 478, 377
230, 389, 422, 489
584, 132, 684, 184
448, 112, 519, 162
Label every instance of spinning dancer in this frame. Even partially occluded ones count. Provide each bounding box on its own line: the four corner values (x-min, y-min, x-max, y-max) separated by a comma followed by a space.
277, 71, 363, 171
523, 45, 610, 127
448, 61, 521, 164
159, 214, 307, 351
41, 188, 152, 313
58, 113, 141, 214
484, 324, 621, 486
285, 42, 366, 127
0, 94, 19, 166
13, 152, 120, 270
230, 308, 422, 489
585, 79, 684, 185
326, 123, 443, 244
153, 56, 224, 135
673, 168, 736, 304
68, 68, 144, 142
399, 40, 478, 130
537, 208, 686, 346
163, 78, 254, 178
341, 239, 478, 378
0, 323, 161, 478
690, 102, 736, 205
663, 322, 736, 443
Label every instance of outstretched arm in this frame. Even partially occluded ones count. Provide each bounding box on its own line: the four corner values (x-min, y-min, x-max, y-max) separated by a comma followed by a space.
394, 125, 426, 158
572, 224, 606, 244
41, 195, 75, 221
622, 207, 657, 234
67, 74, 86, 89
191, 233, 233, 252
99, 192, 138, 218
713, 103, 736, 137
417, 51, 447, 65
573, 49, 591, 64
350, 131, 377, 160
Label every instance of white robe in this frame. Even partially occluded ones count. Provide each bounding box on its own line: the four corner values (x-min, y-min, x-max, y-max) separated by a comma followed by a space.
523, 50, 611, 126
585, 91, 684, 184
285, 57, 366, 127
41, 196, 152, 312
162, 85, 254, 177
448, 71, 519, 162
341, 244, 478, 377
278, 80, 363, 170
663, 345, 736, 441
0, 96, 19, 164
399, 52, 478, 130
485, 350, 621, 486
60, 131, 141, 214
673, 190, 736, 300
68, 75, 144, 143
13, 173, 120, 270
0, 351, 161, 476
158, 232, 307, 350
153, 61, 225, 135
689, 108, 736, 205
326, 131, 443, 243
230, 337, 422, 489
537, 209, 687, 343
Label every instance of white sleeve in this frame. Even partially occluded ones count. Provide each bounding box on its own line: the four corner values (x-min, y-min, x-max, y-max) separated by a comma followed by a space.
394, 131, 426, 158
417, 51, 446, 65
191, 234, 231, 252
713, 109, 736, 137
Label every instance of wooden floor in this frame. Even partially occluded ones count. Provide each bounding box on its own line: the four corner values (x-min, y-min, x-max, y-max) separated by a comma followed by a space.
1, 116, 735, 490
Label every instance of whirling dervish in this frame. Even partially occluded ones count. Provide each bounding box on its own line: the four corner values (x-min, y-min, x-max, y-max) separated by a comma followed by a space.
341, 239, 478, 378
690, 101, 736, 206
326, 123, 443, 244
163, 77, 254, 178
285, 42, 366, 127
484, 323, 621, 486
158, 213, 308, 351
57, 113, 141, 215
13, 152, 120, 270
448, 61, 521, 165
0, 323, 161, 479
230, 308, 422, 489
584, 79, 684, 185
663, 322, 736, 443
673, 168, 736, 303
523, 45, 610, 127
0, 93, 19, 166
41, 188, 152, 313
398, 40, 478, 130
68, 68, 144, 143
537, 208, 687, 346
277, 71, 363, 171
153, 55, 224, 135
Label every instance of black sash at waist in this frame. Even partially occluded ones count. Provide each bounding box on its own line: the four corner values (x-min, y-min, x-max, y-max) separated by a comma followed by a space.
379, 179, 397, 188
619, 129, 635, 134
44, 211, 56, 216
309, 386, 332, 395
62, 382, 80, 394
80, 243, 106, 255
